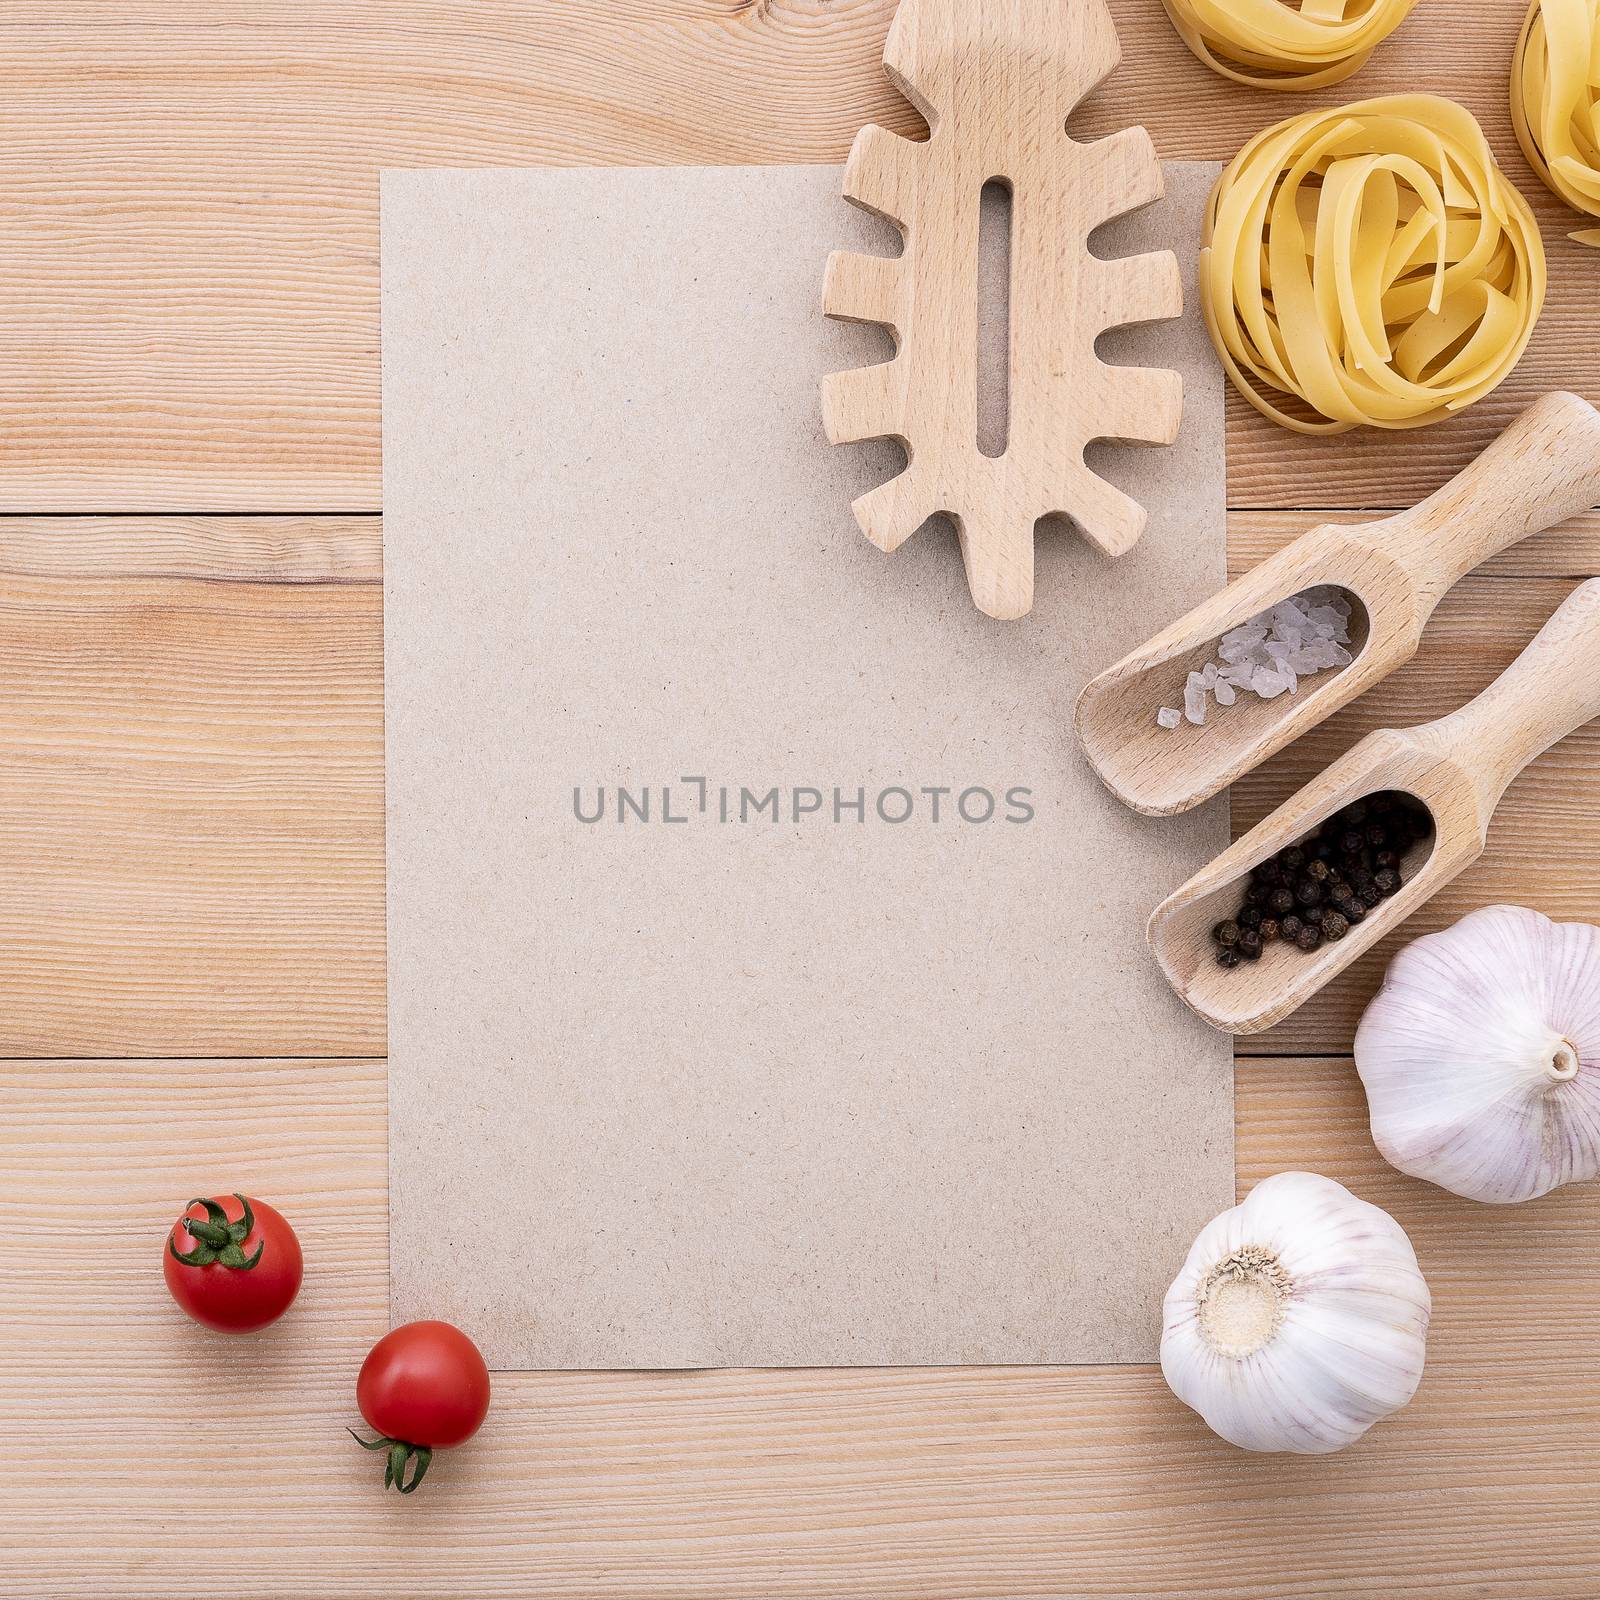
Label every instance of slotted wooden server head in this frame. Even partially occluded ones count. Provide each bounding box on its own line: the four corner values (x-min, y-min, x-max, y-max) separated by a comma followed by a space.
822, 0, 1184, 620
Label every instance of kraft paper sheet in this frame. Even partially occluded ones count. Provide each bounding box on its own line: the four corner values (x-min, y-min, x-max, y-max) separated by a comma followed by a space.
381, 161, 1231, 1368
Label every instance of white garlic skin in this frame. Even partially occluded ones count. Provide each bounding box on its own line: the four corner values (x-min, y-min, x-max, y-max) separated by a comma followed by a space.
1355, 905, 1600, 1204
1161, 1171, 1430, 1453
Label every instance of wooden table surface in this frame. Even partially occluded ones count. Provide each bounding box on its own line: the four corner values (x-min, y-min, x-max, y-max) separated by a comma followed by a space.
2, 3, 1598, 1595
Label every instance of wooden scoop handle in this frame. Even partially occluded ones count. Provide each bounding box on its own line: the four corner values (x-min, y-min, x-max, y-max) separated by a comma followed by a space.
1373, 392, 1600, 603
1416, 577, 1600, 812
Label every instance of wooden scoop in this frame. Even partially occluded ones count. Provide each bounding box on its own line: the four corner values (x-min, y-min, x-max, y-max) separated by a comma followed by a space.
1148, 576, 1600, 1035
1076, 391, 1600, 815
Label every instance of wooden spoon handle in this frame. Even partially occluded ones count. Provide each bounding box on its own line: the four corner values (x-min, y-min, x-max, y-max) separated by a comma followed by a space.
1372, 392, 1600, 603
1416, 577, 1600, 811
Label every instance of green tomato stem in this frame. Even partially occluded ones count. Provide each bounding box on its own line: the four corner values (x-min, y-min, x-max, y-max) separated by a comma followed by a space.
348, 1428, 434, 1494
168, 1194, 264, 1271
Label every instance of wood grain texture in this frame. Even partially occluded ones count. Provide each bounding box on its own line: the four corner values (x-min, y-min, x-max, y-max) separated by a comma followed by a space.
2, 1054, 1594, 1599
0, 514, 381, 582
1231, 507, 1600, 577
0, 525, 383, 1058
7, 2, 1600, 1587
0, 0, 1597, 511
3, 518, 1597, 1061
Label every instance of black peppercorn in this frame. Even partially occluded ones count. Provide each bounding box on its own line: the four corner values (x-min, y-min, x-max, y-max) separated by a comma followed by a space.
1214, 793, 1433, 975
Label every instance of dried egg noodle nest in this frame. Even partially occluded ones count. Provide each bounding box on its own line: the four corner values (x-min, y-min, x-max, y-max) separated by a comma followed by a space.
1512, 0, 1600, 245
1201, 97, 1547, 433
1161, 0, 1419, 90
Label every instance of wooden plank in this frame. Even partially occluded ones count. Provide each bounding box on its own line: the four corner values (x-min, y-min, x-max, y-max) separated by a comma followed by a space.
0, 0, 1595, 511
1, 1054, 1593, 1598
4, 508, 1594, 588
3, 520, 1598, 1059
1229, 509, 1600, 580
0, 533, 384, 1058
0, 514, 381, 582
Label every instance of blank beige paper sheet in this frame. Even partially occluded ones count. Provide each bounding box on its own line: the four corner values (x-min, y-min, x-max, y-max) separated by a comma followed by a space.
381, 161, 1230, 1368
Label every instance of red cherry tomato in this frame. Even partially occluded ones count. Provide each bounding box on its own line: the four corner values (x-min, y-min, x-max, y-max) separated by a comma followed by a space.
350, 1320, 491, 1494
162, 1194, 303, 1333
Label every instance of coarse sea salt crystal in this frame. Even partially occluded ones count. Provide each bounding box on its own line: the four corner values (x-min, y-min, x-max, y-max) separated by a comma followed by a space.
1155, 585, 1358, 731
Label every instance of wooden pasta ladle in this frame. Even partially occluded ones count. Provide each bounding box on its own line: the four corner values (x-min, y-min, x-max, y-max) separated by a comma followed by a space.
1076, 391, 1600, 815
1148, 575, 1600, 1035
822, 0, 1184, 621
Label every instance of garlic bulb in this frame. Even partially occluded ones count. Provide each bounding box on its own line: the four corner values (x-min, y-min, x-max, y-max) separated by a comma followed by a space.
1355, 904, 1600, 1203
1161, 1172, 1430, 1453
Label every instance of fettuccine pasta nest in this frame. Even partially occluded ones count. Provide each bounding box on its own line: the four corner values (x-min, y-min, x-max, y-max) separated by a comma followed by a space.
1160, 0, 1419, 90
1512, 0, 1600, 244
1201, 96, 1547, 433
